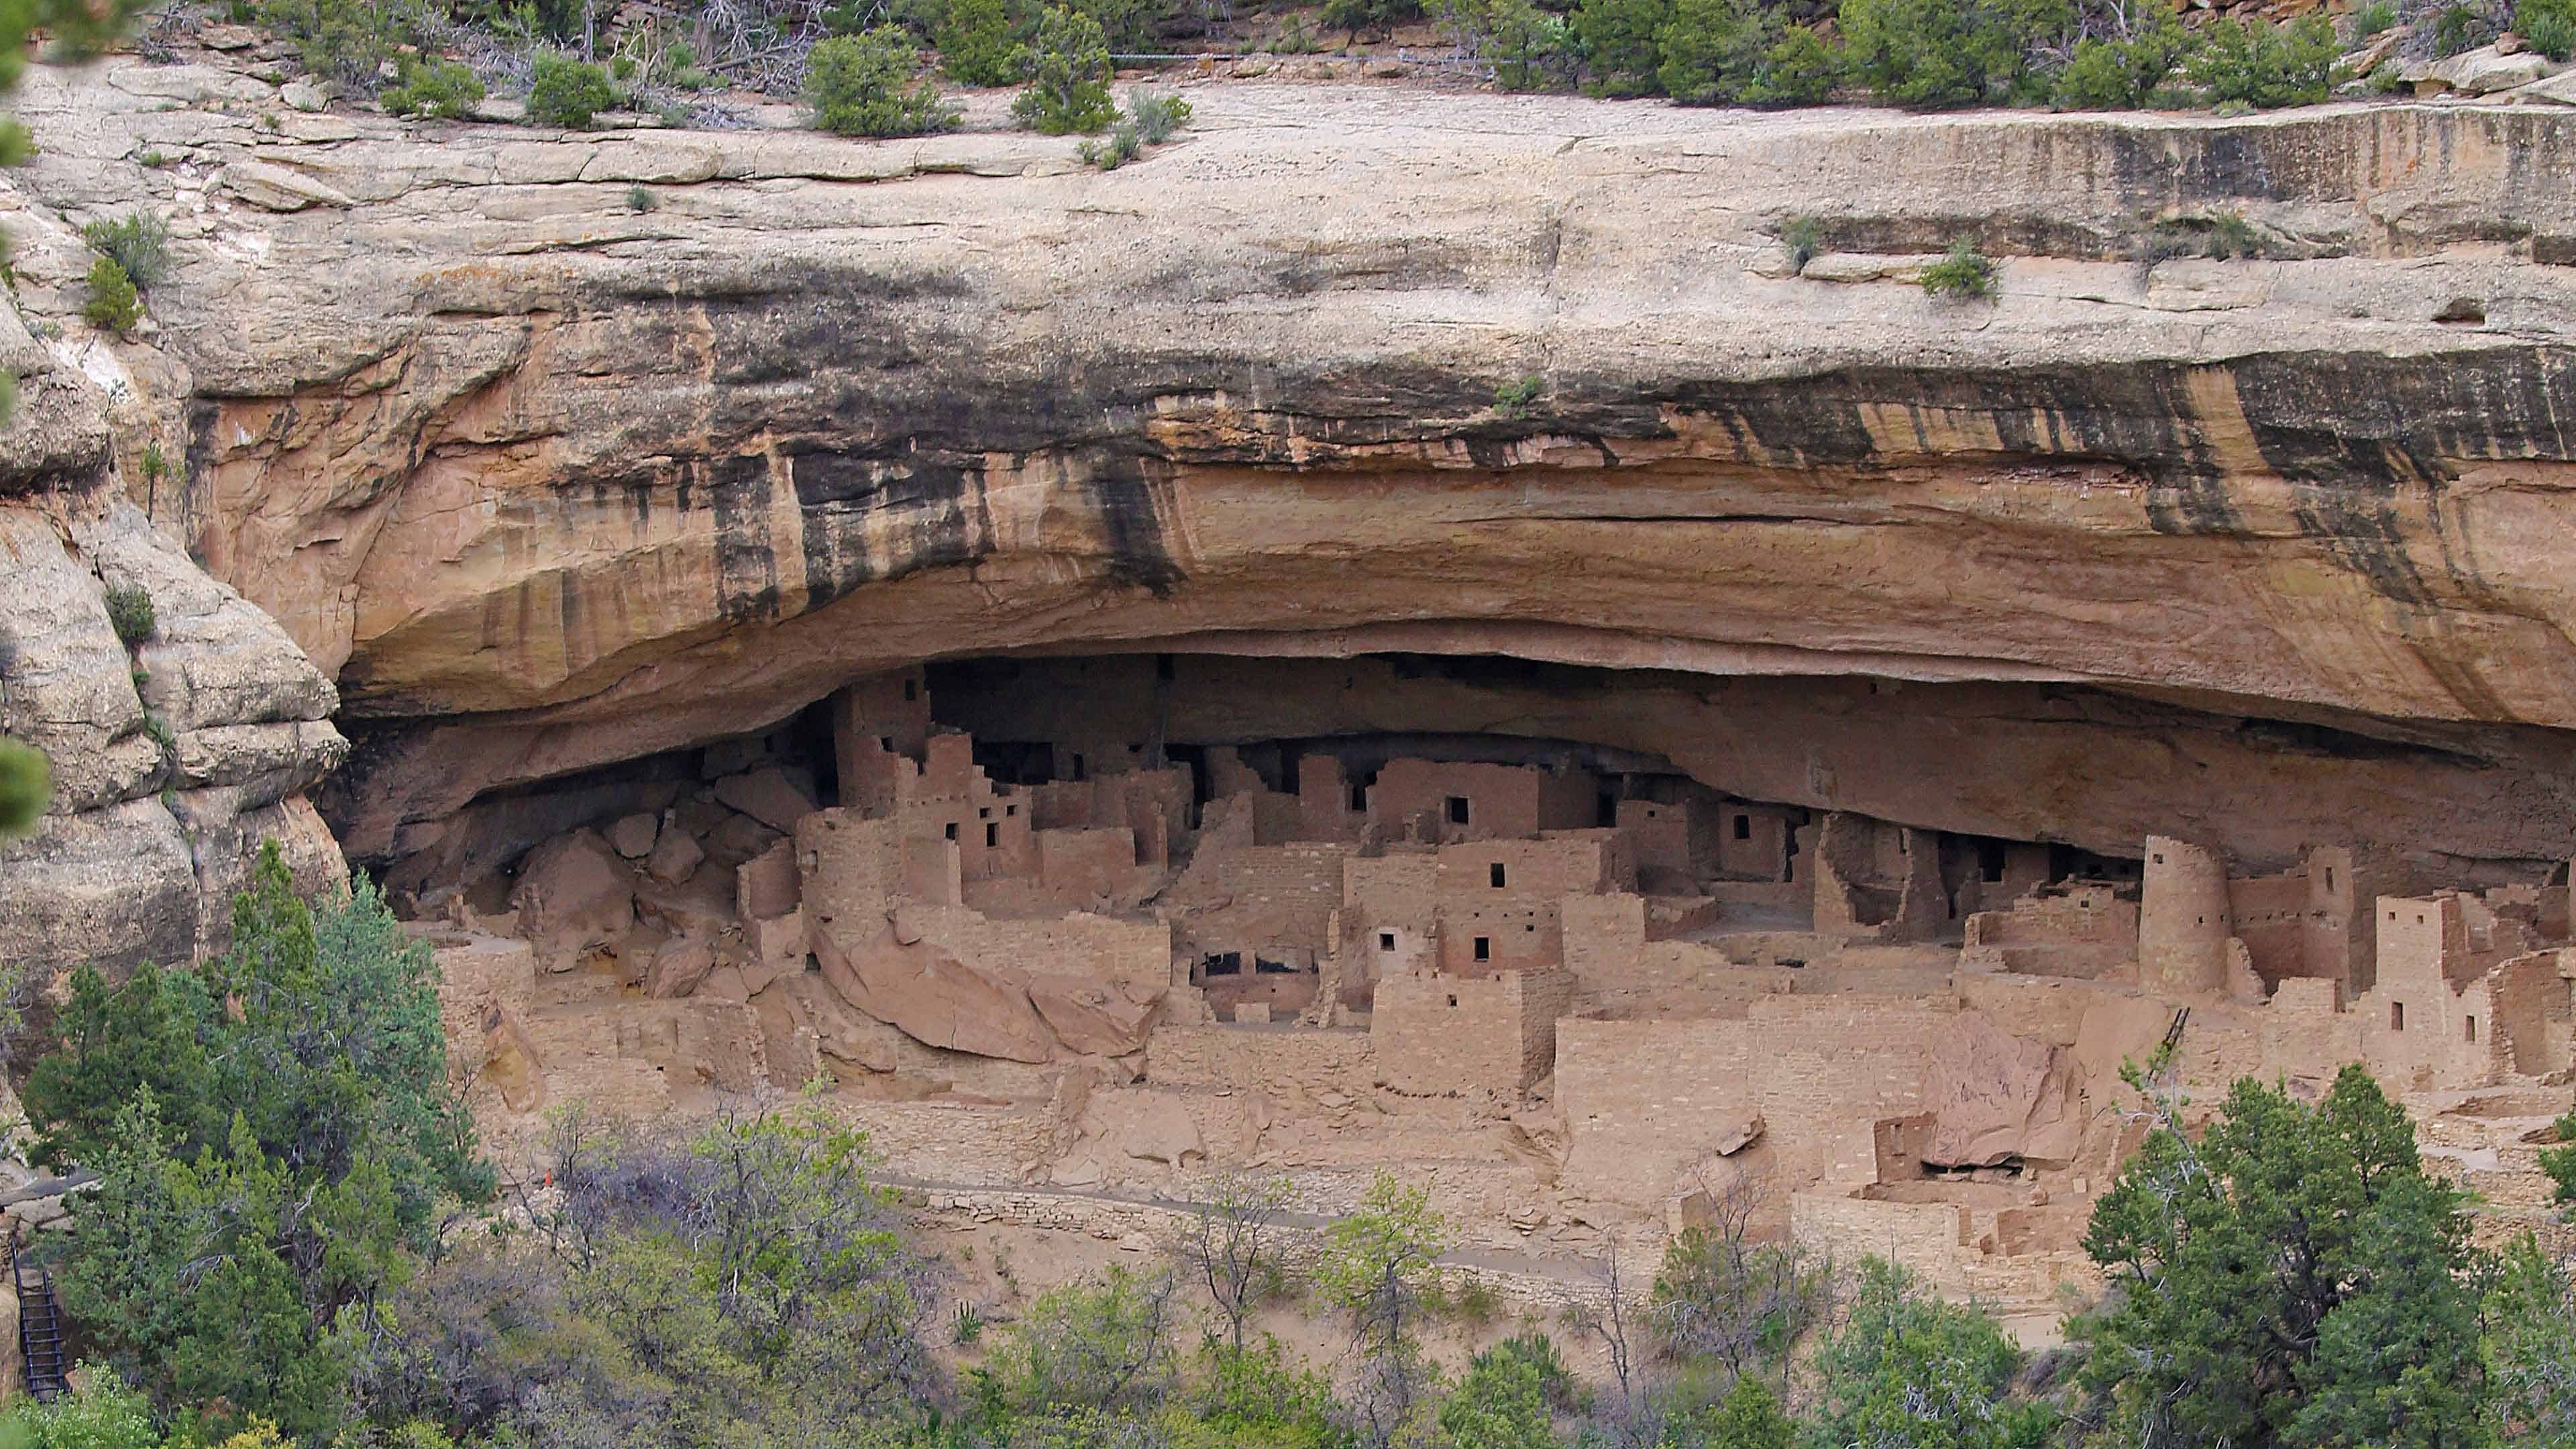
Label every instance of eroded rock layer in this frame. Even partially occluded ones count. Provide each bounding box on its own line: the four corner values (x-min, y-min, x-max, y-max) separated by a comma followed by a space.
3, 66, 2573, 869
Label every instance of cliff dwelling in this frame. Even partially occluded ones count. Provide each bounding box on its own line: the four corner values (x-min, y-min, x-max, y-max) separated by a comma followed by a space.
392, 648, 2576, 1320
1, 40, 2575, 1419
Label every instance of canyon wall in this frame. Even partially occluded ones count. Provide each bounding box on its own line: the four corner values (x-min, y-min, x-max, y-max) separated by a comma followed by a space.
3, 62, 2575, 879
0, 254, 346, 981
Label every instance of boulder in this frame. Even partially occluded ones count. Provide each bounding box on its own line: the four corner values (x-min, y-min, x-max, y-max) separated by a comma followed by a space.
712, 765, 819, 833
509, 830, 633, 966
607, 812, 659, 859
2409, 44, 2553, 95
798, 979, 900, 1072
644, 936, 717, 999
1709, 1111, 1766, 1157
1920, 1012, 2084, 1169
710, 811, 784, 862
813, 918, 1055, 1063
646, 827, 704, 886
1028, 976, 1161, 1056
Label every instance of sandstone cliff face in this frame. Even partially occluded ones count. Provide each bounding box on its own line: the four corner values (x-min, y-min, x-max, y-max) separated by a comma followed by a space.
0, 234, 346, 980
7, 63, 2576, 872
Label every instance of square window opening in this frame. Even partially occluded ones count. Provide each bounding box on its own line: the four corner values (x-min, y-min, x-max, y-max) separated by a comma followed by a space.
1379, 932, 1395, 951
1446, 796, 1470, 825
943, 822, 958, 841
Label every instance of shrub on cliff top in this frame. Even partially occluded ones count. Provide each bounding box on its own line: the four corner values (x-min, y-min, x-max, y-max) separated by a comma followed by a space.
1011, 6, 1117, 134
103, 584, 155, 647
2184, 15, 2341, 109
527, 52, 616, 128
938, 0, 1026, 84
807, 28, 959, 136
1839, 0, 2067, 107
1919, 239, 1998, 300
380, 56, 486, 119
2051, 4, 2193, 109
81, 211, 172, 291
83, 257, 142, 334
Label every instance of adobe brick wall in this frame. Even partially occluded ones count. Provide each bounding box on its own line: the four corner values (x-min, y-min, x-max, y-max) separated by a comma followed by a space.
909, 903, 1171, 989
1558, 998, 1961, 1212
1146, 1023, 1378, 1100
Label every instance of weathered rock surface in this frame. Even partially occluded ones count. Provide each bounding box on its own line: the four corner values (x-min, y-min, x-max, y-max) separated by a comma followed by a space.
5, 64, 2576, 880
1028, 976, 1161, 1057
1920, 1012, 2084, 1169
606, 812, 658, 859
645, 827, 704, 887
0, 303, 346, 977
508, 828, 633, 967
643, 934, 717, 1000
814, 917, 1055, 1062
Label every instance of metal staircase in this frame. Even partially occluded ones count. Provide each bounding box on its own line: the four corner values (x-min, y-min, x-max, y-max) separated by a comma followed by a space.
11, 1235, 65, 1401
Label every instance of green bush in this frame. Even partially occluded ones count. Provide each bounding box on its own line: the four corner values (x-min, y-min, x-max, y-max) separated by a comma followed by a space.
1655, 0, 1771, 105
1573, 0, 1671, 95
1698, 1375, 1795, 1449
1655, 0, 1834, 105
257, 0, 429, 91
1449, 0, 1578, 91
2518, 0, 2576, 60
2544, 1094, 2575, 1205
1920, 238, 1998, 299
1780, 215, 1824, 271
0, 1373, 164, 1449
1839, 0, 2067, 107
82, 211, 172, 292
938, 0, 1024, 83
2076, 1067, 2487, 1448
1011, 5, 1117, 133
527, 53, 616, 128
103, 584, 154, 647
2351, 0, 2398, 37
0, 737, 48, 839
34, 843, 493, 1437
2432, 3, 2483, 55
807, 28, 958, 136
2051, 8, 2192, 109
1754, 24, 1840, 104
626, 183, 656, 211
1809, 1258, 2057, 1449
2184, 16, 2339, 109
83, 257, 142, 333
379, 56, 484, 118
1128, 87, 1191, 142
1078, 118, 1142, 167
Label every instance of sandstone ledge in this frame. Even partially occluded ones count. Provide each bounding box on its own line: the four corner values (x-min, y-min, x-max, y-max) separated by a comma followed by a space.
2, 64, 2573, 862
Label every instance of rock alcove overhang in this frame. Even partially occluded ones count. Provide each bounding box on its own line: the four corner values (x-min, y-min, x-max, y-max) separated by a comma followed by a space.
328, 642, 2576, 917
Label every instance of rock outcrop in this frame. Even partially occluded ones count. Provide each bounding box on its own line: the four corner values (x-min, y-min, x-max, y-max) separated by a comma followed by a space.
7, 58, 2576, 940
0, 275, 345, 979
